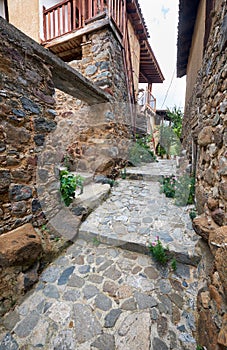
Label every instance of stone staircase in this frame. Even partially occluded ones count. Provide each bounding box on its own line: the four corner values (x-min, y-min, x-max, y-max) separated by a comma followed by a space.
0, 159, 202, 350
78, 160, 200, 266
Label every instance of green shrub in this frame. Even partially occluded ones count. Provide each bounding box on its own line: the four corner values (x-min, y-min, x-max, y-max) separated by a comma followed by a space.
166, 106, 183, 139
175, 174, 195, 206
160, 175, 176, 198
171, 258, 177, 271
149, 237, 177, 270
60, 170, 84, 207
149, 237, 168, 265
160, 174, 195, 206
129, 136, 156, 165
189, 209, 197, 220
156, 143, 166, 157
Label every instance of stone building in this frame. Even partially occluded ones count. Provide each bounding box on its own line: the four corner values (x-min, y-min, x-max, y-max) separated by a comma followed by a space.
1, 0, 164, 106
177, 0, 227, 348
1, 0, 164, 174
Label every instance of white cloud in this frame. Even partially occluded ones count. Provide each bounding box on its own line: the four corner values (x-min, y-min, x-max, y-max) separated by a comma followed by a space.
161, 6, 170, 19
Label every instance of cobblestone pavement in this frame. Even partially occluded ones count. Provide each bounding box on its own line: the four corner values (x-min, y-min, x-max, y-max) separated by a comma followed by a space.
0, 160, 200, 349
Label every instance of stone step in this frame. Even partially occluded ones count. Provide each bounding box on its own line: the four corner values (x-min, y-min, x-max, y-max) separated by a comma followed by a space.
71, 182, 111, 218
78, 226, 201, 267
78, 179, 201, 266
125, 159, 177, 182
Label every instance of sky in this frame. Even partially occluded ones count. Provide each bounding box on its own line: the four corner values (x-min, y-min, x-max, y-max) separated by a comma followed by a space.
139, 0, 186, 111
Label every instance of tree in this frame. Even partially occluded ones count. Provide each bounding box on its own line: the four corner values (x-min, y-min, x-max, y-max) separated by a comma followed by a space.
166, 106, 183, 139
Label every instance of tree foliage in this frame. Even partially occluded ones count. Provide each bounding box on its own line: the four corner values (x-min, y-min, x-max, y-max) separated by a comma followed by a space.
166, 106, 183, 139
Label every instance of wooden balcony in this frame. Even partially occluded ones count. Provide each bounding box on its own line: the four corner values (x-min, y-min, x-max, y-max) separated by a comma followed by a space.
43, 0, 125, 42
42, 0, 164, 104
138, 88, 156, 114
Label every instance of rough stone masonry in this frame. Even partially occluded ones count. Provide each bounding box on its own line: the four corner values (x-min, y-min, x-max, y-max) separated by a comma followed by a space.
182, 1, 227, 348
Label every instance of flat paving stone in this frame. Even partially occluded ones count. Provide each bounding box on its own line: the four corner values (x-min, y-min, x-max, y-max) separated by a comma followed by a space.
116, 311, 151, 350
57, 266, 75, 285
91, 334, 115, 350
14, 311, 40, 338
104, 309, 122, 328
72, 304, 102, 343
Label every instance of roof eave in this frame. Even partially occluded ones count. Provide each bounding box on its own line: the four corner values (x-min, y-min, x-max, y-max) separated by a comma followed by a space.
139, 39, 165, 84
177, 0, 200, 77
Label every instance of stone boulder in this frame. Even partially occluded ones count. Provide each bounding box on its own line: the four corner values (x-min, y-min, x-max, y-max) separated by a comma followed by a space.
0, 223, 42, 267
218, 314, 227, 347
215, 248, 227, 296
209, 226, 227, 296
197, 126, 213, 146
211, 208, 225, 226
192, 214, 219, 241
208, 226, 227, 256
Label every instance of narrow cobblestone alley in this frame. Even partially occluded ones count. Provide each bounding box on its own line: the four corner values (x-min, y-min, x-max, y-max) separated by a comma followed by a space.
0, 160, 201, 350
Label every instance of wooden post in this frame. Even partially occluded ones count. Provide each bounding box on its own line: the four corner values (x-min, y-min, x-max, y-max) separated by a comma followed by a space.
72, 0, 76, 29
67, 1, 71, 32
57, 6, 61, 36
47, 12, 51, 40
53, 9, 56, 38
81, 0, 84, 26
62, 4, 66, 34
100, 0, 104, 12
43, 6, 47, 41
88, 0, 92, 19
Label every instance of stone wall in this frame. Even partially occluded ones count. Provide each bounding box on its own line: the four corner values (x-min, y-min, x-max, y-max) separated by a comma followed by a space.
182, 1, 227, 348
53, 25, 132, 175
0, 29, 57, 235
70, 27, 129, 102
0, 24, 58, 314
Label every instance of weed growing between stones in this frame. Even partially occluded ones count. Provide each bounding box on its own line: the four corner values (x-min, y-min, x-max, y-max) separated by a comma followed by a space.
149, 237, 177, 270
189, 208, 197, 220
60, 170, 84, 207
160, 175, 176, 198
121, 167, 127, 179
160, 174, 195, 206
149, 237, 168, 265
92, 237, 101, 246
171, 258, 177, 271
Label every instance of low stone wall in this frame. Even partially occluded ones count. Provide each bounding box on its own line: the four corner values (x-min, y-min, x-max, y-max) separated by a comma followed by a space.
182, 1, 227, 348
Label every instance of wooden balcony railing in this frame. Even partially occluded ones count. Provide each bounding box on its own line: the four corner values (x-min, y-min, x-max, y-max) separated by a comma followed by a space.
138, 89, 156, 112
43, 0, 125, 42
108, 0, 125, 34
43, 0, 83, 41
